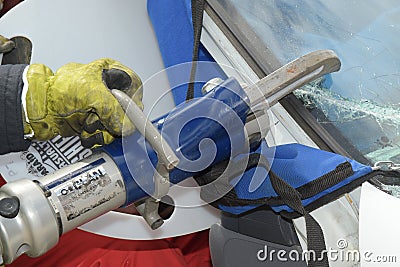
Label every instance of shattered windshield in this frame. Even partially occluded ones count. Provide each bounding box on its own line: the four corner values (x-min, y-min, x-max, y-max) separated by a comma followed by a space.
220, 0, 400, 163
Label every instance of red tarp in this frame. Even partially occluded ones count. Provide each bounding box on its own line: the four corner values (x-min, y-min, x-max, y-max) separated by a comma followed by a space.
10, 229, 212, 267
0, 0, 21, 17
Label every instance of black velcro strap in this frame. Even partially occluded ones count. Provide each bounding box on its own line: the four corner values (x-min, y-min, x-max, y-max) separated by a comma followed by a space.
186, 0, 205, 101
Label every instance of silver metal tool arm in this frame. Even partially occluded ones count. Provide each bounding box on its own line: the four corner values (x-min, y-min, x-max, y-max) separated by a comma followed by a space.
232, 50, 340, 144
111, 89, 179, 172
244, 50, 341, 107
111, 89, 180, 230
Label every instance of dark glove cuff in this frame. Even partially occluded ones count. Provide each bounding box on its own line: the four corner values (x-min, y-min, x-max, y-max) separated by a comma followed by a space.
0, 64, 31, 154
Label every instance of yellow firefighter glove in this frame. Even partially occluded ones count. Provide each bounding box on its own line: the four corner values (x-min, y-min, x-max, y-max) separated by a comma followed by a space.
0, 35, 15, 53
24, 58, 143, 148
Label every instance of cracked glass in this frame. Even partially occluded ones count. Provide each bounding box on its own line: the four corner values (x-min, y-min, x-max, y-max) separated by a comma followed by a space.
218, 0, 400, 163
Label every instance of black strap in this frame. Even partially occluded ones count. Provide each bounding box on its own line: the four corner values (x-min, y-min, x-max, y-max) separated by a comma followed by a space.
266, 158, 329, 267
186, 0, 206, 101
195, 153, 283, 207
299, 162, 353, 198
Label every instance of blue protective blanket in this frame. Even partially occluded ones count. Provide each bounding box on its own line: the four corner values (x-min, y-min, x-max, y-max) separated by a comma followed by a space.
147, 0, 225, 105
220, 142, 373, 214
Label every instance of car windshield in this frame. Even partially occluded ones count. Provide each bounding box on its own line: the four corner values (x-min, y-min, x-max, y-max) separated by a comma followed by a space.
216, 0, 400, 163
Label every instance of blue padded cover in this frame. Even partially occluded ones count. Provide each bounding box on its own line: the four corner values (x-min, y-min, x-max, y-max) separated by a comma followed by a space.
147, 0, 226, 105
220, 142, 373, 214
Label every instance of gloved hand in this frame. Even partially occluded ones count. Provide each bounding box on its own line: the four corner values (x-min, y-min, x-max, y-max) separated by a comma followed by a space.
23, 58, 143, 148
0, 35, 15, 53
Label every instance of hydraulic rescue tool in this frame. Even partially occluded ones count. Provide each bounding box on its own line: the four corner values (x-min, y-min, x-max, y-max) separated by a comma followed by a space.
0, 50, 340, 264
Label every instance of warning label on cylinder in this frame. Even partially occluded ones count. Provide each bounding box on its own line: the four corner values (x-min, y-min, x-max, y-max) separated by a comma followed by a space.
52, 163, 124, 221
